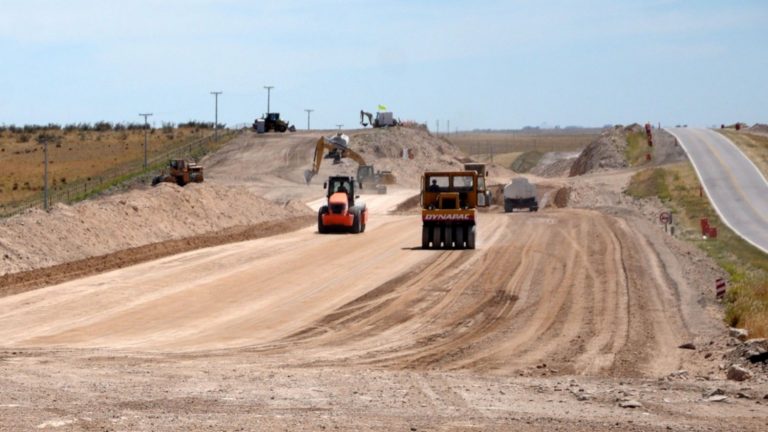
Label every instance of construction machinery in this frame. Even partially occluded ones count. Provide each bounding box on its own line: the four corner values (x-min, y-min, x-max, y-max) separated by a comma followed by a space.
503, 177, 538, 212
360, 110, 398, 128
421, 171, 478, 249
151, 159, 204, 186
304, 134, 395, 193
317, 176, 368, 234
463, 163, 492, 207
253, 113, 296, 133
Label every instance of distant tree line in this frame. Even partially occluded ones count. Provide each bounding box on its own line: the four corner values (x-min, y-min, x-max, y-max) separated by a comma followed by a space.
0, 121, 225, 133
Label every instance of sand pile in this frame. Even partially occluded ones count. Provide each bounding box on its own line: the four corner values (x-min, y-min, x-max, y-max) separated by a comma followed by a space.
347, 127, 466, 188
569, 128, 628, 176
530, 152, 580, 178
0, 183, 313, 276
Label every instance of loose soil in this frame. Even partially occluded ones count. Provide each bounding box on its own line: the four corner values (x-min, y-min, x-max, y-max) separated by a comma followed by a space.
0, 126, 766, 431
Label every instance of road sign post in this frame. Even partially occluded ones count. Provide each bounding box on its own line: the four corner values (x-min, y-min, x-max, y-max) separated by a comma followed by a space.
659, 211, 671, 233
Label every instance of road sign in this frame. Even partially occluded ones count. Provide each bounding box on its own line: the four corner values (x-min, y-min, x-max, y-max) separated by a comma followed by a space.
659, 212, 671, 224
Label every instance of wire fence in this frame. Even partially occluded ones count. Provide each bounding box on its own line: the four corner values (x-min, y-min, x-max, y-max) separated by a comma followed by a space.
0, 127, 245, 218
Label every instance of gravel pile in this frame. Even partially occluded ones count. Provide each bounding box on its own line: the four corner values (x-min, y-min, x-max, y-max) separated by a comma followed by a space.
569, 128, 629, 176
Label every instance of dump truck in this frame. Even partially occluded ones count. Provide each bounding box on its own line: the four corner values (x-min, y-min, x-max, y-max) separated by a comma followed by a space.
253, 113, 296, 133
317, 176, 368, 234
151, 159, 204, 186
421, 171, 478, 249
463, 163, 492, 207
304, 134, 395, 193
503, 177, 538, 212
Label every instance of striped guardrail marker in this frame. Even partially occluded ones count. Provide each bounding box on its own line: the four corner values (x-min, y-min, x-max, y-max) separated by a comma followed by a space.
716, 278, 727, 299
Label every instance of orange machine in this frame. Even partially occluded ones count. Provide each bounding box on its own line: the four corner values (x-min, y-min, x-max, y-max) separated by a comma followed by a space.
421, 171, 478, 249
318, 176, 368, 234
151, 159, 204, 186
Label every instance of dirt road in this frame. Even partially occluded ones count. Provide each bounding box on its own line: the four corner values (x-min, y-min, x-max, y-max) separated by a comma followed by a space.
1, 129, 766, 430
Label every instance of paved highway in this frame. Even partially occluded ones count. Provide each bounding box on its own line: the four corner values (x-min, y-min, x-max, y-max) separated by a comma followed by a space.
666, 127, 768, 254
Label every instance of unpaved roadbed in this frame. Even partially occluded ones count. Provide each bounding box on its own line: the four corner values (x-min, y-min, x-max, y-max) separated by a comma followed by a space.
0, 216, 314, 299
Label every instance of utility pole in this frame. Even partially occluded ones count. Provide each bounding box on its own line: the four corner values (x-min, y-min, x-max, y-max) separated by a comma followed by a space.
210, 91, 222, 141
436, 119, 440, 135
139, 113, 153, 169
263, 85, 274, 115
37, 134, 51, 211
305, 109, 314, 130
447, 120, 450, 136
336, 124, 343, 131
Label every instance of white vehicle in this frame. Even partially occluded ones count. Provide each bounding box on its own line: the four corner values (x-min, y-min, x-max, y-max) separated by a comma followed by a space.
503, 178, 538, 212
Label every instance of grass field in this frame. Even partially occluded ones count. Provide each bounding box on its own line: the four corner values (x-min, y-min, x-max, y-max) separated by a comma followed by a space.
627, 162, 768, 337
0, 126, 216, 205
446, 130, 599, 170
624, 131, 650, 166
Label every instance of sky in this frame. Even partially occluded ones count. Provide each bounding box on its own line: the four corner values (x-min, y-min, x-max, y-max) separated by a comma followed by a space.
0, 0, 766, 130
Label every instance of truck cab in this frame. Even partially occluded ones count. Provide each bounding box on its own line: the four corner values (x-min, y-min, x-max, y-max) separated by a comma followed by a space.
463, 163, 492, 207
420, 171, 478, 249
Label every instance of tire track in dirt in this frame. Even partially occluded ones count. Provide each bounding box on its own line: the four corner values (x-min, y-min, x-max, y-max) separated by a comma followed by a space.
0, 206, 693, 378
258, 209, 690, 378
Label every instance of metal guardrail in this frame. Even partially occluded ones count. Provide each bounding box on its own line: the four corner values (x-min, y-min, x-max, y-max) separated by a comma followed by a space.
0, 127, 245, 218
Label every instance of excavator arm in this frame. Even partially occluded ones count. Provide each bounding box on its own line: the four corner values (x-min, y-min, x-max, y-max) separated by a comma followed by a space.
360, 110, 373, 127
304, 136, 368, 184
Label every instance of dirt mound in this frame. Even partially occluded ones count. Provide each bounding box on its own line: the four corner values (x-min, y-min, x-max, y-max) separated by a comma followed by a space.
0, 216, 313, 298
748, 123, 768, 134
569, 129, 628, 176
390, 193, 421, 214
509, 150, 543, 173
530, 152, 579, 177
553, 187, 570, 207
0, 183, 313, 276
346, 127, 466, 188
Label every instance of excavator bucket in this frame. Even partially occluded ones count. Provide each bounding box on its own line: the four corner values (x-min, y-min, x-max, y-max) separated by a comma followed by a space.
303, 169, 316, 185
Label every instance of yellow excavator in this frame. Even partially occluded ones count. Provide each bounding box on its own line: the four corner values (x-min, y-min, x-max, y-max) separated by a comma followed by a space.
304, 134, 395, 194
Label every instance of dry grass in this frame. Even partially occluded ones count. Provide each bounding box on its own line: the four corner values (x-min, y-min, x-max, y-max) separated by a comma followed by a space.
471, 151, 522, 168
626, 162, 768, 337
726, 276, 768, 337
624, 131, 651, 166
718, 130, 768, 179
625, 168, 670, 201
0, 128, 211, 205
509, 151, 544, 173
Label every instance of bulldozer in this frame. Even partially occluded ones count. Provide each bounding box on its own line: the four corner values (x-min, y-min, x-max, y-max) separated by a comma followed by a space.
360, 110, 398, 128
421, 171, 478, 249
253, 112, 296, 133
304, 134, 395, 194
151, 159, 204, 187
317, 176, 368, 234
